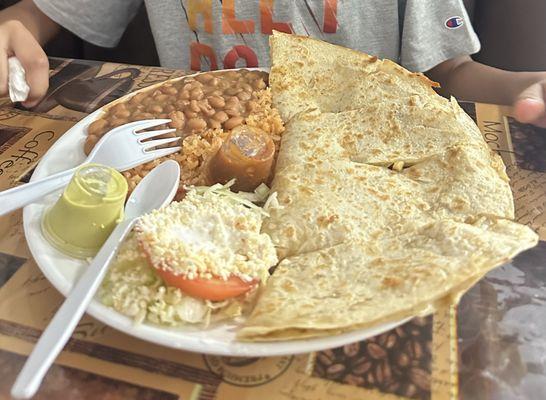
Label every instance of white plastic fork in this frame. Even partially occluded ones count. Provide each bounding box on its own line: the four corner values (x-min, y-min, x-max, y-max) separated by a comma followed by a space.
0, 119, 180, 216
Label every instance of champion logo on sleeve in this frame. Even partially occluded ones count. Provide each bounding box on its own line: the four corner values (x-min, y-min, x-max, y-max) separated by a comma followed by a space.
445, 16, 464, 29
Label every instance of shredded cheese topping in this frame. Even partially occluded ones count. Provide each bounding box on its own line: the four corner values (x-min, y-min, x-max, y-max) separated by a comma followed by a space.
135, 183, 278, 281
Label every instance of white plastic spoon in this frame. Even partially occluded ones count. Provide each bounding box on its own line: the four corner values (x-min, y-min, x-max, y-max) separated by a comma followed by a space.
11, 159, 181, 399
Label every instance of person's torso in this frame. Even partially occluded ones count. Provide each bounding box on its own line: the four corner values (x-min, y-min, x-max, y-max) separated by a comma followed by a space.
143, 0, 403, 71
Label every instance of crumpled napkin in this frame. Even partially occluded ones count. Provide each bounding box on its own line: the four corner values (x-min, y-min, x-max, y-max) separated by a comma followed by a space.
8, 57, 30, 103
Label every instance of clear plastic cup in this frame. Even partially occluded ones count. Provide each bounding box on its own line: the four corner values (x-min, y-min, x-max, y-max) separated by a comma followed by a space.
42, 163, 128, 258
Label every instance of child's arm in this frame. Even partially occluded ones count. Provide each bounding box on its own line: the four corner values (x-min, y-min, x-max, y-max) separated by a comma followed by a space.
0, 0, 61, 107
427, 56, 546, 127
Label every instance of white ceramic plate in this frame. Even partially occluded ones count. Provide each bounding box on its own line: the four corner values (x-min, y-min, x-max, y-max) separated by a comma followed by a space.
23, 70, 408, 356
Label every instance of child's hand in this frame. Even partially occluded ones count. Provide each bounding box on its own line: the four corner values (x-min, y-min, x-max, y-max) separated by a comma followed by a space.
0, 20, 49, 108
514, 77, 546, 128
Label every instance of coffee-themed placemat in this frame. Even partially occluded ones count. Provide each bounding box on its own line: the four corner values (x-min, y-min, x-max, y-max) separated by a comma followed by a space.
0, 59, 544, 399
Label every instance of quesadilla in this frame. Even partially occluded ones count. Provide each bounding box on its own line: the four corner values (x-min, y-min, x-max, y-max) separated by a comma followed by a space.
402, 143, 514, 221
263, 159, 432, 259
269, 31, 439, 121
239, 31, 538, 341
275, 97, 485, 171
239, 218, 537, 340
265, 143, 515, 259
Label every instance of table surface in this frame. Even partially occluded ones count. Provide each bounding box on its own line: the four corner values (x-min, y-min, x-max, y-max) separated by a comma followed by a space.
0, 58, 545, 400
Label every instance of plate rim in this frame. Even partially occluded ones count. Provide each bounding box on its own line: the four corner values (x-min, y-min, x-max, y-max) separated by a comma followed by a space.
22, 68, 408, 356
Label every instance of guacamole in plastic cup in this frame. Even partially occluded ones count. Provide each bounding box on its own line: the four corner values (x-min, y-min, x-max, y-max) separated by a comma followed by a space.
42, 164, 128, 258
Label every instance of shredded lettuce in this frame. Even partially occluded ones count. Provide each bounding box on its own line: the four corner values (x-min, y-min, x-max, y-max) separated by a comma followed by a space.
190, 180, 271, 216
175, 297, 209, 324
263, 191, 282, 211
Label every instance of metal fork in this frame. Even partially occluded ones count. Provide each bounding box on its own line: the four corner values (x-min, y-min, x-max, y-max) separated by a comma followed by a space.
0, 119, 180, 216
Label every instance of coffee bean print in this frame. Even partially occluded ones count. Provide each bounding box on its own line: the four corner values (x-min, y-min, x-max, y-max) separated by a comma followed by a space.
313, 315, 433, 399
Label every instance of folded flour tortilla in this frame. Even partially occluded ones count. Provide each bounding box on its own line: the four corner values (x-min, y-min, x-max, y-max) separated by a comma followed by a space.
263, 159, 432, 259
269, 30, 438, 121
239, 218, 537, 340
239, 31, 538, 341
275, 97, 485, 171
402, 144, 514, 221
265, 143, 515, 259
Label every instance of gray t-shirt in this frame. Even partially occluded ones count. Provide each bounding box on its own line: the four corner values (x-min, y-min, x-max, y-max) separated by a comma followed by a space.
33, 0, 480, 73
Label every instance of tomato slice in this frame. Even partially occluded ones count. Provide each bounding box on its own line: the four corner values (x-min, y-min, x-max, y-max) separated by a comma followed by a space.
155, 268, 257, 301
